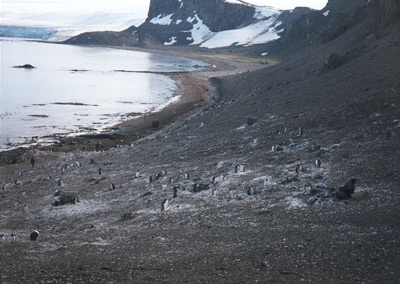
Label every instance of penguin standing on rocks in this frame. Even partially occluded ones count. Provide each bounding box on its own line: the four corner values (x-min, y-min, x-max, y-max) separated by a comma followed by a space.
161, 199, 169, 212
173, 187, 178, 198
31, 156, 36, 168
315, 159, 321, 168
99, 167, 102, 175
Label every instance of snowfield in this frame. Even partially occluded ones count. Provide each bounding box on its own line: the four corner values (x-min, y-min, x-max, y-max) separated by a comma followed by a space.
158, 6, 282, 49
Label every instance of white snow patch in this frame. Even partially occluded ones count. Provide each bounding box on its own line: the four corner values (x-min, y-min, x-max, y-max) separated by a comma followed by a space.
261, 52, 268, 56
176, 19, 182, 25
164, 36, 177, 46
201, 17, 281, 48
287, 197, 307, 209
150, 13, 174, 25
254, 7, 280, 20
186, 14, 214, 45
323, 10, 330, 16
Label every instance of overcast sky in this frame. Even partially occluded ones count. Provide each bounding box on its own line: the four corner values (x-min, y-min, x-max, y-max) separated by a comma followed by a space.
2, 0, 329, 14
1, 0, 328, 28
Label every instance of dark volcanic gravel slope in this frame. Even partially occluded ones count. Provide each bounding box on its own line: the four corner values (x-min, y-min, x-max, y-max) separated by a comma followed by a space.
1, 8, 400, 284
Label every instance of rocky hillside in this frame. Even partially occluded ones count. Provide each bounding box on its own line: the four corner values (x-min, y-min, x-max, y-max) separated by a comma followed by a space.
64, 0, 375, 52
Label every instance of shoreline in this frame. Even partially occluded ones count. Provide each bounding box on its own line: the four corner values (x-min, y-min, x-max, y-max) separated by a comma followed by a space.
0, 43, 275, 168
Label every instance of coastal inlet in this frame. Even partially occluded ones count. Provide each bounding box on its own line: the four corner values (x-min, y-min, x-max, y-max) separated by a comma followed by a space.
0, 39, 208, 150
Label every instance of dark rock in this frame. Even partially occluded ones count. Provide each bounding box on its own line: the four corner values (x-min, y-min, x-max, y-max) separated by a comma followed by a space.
324, 54, 344, 69
54, 193, 79, 206
146, 199, 154, 208
13, 64, 36, 69
152, 120, 160, 128
336, 179, 357, 200
247, 117, 258, 126
142, 192, 153, 197
237, 194, 248, 200
193, 183, 210, 193
30, 230, 39, 241
121, 213, 134, 221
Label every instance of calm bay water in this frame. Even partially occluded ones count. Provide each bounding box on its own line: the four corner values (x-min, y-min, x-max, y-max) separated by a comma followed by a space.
0, 39, 207, 150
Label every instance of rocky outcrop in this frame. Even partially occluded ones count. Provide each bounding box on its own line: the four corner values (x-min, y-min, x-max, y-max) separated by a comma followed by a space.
272, 0, 369, 51
367, 0, 400, 26
138, 0, 256, 45
64, 26, 138, 46
65, 0, 398, 52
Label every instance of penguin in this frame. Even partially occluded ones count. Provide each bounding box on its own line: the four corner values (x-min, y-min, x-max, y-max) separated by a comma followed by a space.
298, 127, 303, 136
31, 156, 36, 168
162, 170, 167, 176
173, 187, 178, 198
234, 165, 239, 173
110, 183, 116, 190
10, 233, 16, 243
303, 183, 312, 195
30, 230, 39, 241
161, 199, 169, 211
149, 176, 153, 183
96, 142, 100, 151
239, 164, 245, 172
315, 159, 321, 168
184, 172, 190, 180
135, 172, 140, 178
57, 180, 63, 187
169, 177, 174, 185
23, 205, 28, 212
295, 164, 302, 173
99, 167, 102, 175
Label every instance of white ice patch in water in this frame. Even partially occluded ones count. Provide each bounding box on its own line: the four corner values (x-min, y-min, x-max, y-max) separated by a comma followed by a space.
323, 10, 330, 16
150, 13, 174, 25
164, 36, 177, 46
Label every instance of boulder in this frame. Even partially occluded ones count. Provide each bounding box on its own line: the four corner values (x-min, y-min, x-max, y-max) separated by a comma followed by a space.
53, 193, 79, 206
13, 64, 36, 69
324, 54, 343, 69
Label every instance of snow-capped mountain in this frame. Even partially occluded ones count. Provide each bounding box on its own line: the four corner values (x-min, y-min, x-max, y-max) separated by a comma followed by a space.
65, 0, 376, 54
139, 0, 283, 48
